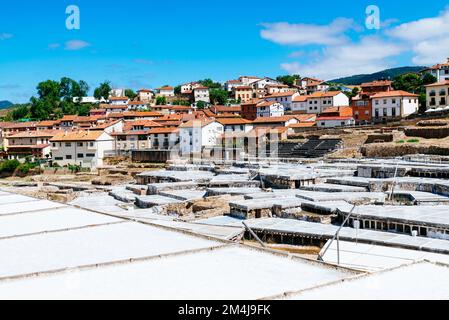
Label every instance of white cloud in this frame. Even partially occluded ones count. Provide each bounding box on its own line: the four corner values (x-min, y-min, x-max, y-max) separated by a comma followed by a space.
260, 18, 354, 46
65, 40, 90, 51
387, 8, 449, 42
387, 7, 449, 65
0, 33, 13, 40
411, 37, 449, 65
281, 36, 404, 80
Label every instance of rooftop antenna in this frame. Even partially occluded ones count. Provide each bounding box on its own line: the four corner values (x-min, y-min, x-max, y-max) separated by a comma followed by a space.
318, 204, 357, 265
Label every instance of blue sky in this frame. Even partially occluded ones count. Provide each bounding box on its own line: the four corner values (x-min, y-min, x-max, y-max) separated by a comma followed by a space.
1, 0, 449, 103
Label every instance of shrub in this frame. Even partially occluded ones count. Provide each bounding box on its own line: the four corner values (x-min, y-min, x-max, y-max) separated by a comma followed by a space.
407, 139, 420, 143
17, 163, 34, 175
396, 140, 405, 144
0, 159, 20, 174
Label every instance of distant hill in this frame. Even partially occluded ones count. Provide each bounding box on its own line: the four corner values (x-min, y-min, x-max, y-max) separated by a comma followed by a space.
0, 100, 13, 110
329, 66, 426, 85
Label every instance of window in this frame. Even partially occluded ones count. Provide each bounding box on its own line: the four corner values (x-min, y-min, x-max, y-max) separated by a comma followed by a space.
55, 157, 63, 161
392, 99, 396, 104
65, 143, 72, 147
52, 143, 56, 147
383, 99, 387, 104
66, 155, 72, 160
86, 154, 95, 158
77, 142, 83, 147
77, 153, 84, 158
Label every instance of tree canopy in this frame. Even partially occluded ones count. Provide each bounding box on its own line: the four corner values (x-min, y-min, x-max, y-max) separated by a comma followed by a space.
198, 79, 222, 89
276, 74, 300, 87
209, 89, 229, 105
393, 73, 437, 113
94, 81, 112, 100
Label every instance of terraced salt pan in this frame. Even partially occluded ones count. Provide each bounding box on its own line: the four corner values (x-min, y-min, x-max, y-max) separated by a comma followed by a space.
0, 207, 122, 238
288, 262, 449, 300
0, 222, 221, 279
0, 246, 355, 300
0, 199, 65, 216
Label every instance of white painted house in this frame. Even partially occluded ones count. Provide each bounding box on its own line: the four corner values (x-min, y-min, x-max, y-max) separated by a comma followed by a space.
179, 119, 224, 155
265, 91, 299, 111
306, 91, 349, 114
371, 90, 419, 119
291, 95, 309, 113
193, 86, 210, 103
156, 86, 175, 97
255, 101, 285, 118
50, 131, 114, 168
316, 116, 355, 128
422, 58, 449, 82
109, 97, 129, 105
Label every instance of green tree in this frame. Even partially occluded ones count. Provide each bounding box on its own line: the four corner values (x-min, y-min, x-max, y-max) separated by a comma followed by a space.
94, 81, 112, 100
276, 74, 300, 87
196, 101, 206, 109
125, 89, 137, 100
209, 89, 229, 105
198, 79, 222, 89
156, 96, 167, 105
393, 73, 437, 113
174, 85, 182, 95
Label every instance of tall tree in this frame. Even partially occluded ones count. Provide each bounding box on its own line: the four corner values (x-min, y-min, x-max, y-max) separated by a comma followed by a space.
276, 74, 300, 87
125, 89, 137, 100
94, 81, 112, 100
198, 79, 222, 89
209, 89, 229, 105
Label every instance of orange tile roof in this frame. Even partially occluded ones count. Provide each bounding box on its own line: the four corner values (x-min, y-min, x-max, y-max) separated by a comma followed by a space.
425, 80, 449, 87
50, 131, 106, 142
361, 80, 392, 87
123, 111, 163, 118
293, 95, 309, 102
216, 118, 252, 125
8, 130, 62, 138
179, 118, 217, 128
252, 116, 298, 124
289, 122, 316, 128
234, 86, 253, 90
308, 91, 343, 98
37, 120, 58, 127
371, 90, 418, 98
266, 91, 297, 98
158, 86, 174, 91
147, 127, 179, 134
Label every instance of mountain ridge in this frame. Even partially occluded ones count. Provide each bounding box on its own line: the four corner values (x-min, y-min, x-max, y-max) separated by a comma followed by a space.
328, 66, 427, 85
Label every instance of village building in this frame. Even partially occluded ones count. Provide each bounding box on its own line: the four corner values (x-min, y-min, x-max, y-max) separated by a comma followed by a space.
50, 131, 114, 168
316, 106, 355, 128
233, 86, 253, 103
371, 90, 419, 120
264, 91, 299, 111
193, 86, 210, 104
156, 86, 175, 97
306, 91, 349, 114
209, 105, 241, 116
109, 97, 129, 105
147, 127, 180, 150
225, 79, 244, 92
422, 58, 449, 82
425, 80, 449, 110
127, 101, 149, 111
216, 118, 254, 133
179, 119, 224, 155
137, 89, 154, 102
5, 130, 60, 160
